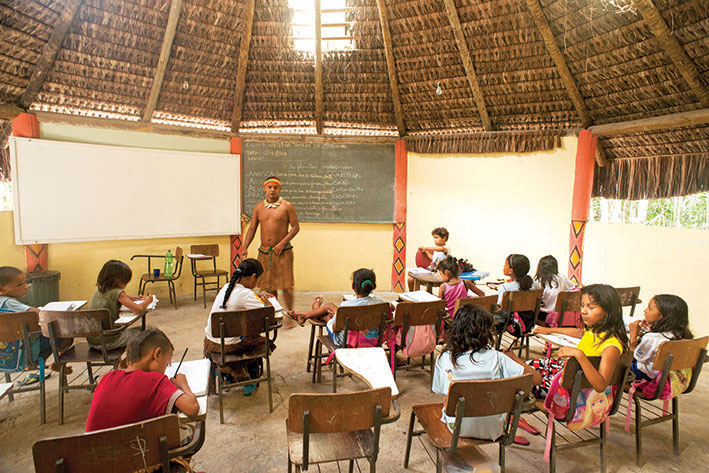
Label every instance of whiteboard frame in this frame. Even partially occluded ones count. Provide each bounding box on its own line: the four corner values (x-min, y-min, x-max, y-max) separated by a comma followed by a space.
10, 137, 241, 244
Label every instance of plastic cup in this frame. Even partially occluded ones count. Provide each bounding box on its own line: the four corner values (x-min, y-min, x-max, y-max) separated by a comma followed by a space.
153, 268, 160, 277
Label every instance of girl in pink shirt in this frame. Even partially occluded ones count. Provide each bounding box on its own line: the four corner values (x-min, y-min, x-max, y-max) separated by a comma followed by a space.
438, 256, 468, 317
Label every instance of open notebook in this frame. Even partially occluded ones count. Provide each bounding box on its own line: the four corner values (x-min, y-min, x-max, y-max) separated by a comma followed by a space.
164, 358, 211, 397
119, 296, 158, 313
40, 300, 86, 311
399, 290, 441, 303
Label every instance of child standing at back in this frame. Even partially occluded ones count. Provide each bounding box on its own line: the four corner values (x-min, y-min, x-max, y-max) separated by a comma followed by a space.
534, 255, 575, 324
86, 260, 154, 351
628, 294, 693, 381
408, 227, 450, 291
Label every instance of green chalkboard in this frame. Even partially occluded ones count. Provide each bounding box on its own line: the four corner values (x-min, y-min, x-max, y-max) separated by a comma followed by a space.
243, 141, 395, 223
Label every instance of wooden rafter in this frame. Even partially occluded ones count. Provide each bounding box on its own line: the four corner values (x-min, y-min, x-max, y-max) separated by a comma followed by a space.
19, 0, 83, 109
375, 0, 406, 137
231, 0, 256, 132
314, 0, 324, 135
442, 0, 492, 131
143, 0, 183, 122
525, 0, 608, 166
590, 108, 709, 137
0, 103, 24, 120
634, 0, 709, 108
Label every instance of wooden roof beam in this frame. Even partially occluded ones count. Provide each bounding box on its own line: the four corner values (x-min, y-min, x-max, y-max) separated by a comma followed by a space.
19, 0, 83, 109
589, 108, 709, 137
635, 0, 709, 108
525, 0, 609, 166
0, 103, 25, 120
142, 0, 183, 122
314, 0, 324, 135
231, 0, 256, 133
442, 0, 492, 131
375, 0, 406, 137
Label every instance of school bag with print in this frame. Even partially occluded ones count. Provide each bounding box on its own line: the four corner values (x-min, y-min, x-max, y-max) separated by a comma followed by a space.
624, 367, 692, 432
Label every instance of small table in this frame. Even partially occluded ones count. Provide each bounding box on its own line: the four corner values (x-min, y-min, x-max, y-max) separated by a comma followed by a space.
335, 347, 399, 399
408, 270, 489, 294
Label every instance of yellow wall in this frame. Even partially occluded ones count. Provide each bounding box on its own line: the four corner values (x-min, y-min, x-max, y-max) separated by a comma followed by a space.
406, 137, 578, 280
583, 222, 709, 336
0, 211, 26, 270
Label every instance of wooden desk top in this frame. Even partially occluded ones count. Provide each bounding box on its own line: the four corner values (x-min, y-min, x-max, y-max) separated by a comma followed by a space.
335, 347, 399, 399
164, 358, 211, 421
0, 382, 12, 400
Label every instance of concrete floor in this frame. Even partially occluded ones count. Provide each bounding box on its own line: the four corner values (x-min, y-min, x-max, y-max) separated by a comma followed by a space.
1, 291, 708, 473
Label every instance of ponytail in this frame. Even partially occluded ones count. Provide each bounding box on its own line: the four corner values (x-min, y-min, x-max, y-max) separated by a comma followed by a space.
352, 268, 376, 297
220, 258, 264, 309
518, 274, 533, 291
507, 254, 533, 291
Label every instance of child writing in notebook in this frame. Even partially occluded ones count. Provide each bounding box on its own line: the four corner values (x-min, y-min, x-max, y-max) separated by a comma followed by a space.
433, 304, 541, 440
86, 260, 154, 351
628, 294, 693, 381
86, 327, 199, 431
407, 227, 450, 291
526, 284, 628, 398
204, 258, 275, 396
534, 255, 575, 324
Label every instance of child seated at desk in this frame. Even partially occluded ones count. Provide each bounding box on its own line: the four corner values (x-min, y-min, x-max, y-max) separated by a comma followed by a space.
437, 256, 484, 318
433, 304, 541, 440
0, 266, 72, 380
534, 255, 575, 324
407, 227, 450, 291
85, 327, 199, 432
287, 268, 386, 347
86, 260, 154, 351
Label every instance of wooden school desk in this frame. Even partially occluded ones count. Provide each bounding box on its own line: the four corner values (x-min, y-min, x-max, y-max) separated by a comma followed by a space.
408, 270, 489, 293
335, 347, 399, 399
115, 296, 158, 331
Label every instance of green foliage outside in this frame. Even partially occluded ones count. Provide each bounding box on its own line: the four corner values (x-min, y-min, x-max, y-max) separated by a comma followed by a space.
0, 181, 11, 211
591, 192, 708, 230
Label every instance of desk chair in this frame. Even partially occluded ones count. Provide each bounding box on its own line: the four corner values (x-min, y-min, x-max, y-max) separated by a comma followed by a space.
40, 309, 124, 424
305, 318, 327, 374
189, 244, 228, 308
615, 286, 641, 318
131, 247, 184, 310
312, 303, 390, 391
627, 336, 708, 466
453, 294, 498, 315
497, 289, 543, 358
392, 300, 445, 381
0, 311, 49, 424
32, 414, 203, 473
207, 307, 277, 422
530, 356, 630, 473
551, 291, 582, 328
286, 387, 396, 473
404, 374, 534, 473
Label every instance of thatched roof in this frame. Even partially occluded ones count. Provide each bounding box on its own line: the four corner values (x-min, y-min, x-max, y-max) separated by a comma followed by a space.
0, 0, 707, 197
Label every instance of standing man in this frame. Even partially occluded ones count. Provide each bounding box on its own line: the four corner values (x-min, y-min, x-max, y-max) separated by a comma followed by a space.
242, 176, 300, 326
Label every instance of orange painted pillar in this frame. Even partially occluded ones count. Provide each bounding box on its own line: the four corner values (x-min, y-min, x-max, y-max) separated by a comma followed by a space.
568, 130, 597, 286
11, 113, 47, 273
229, 137, 243, 275
392, 140, 407, 292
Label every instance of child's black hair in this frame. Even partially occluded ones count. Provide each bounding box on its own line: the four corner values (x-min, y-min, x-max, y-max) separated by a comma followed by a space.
437, 255, 459, 278
649, 294, 693, 340
125, 326, 174, 363
0, 266, 23, 286
221, 258, 264, 309
535, 255, 559, 289
96, 260, 132, 293
581, 284, 629, 353
352, 268, 376, 297
445, 305, 495, 369
432, 227, 449, 240
507, 254, 533, 291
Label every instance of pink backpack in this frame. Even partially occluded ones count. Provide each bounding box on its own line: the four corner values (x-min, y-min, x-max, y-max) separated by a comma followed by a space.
624, 367, 692, 432
400, 324, 436, 359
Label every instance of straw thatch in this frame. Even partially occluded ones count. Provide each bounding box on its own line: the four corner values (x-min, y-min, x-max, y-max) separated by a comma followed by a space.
0, 0, 708, 197
0, 119, 11, 181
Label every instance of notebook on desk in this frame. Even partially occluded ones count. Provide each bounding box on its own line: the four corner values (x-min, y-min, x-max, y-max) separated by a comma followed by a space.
119, 297, 158, 312
40, 300, 86, 311
400, 290, 441, 303
164, 358, 211, 397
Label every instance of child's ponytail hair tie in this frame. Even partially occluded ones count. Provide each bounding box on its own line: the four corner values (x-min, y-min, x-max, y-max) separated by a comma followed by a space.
361, 279, 373, 288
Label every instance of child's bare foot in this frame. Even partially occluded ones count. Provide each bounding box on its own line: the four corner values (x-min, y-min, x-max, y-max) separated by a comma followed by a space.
312, 296, 324, 310
284, 311, 305, 327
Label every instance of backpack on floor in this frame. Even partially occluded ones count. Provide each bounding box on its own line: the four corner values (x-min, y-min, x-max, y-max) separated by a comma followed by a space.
400, 324, 436, 359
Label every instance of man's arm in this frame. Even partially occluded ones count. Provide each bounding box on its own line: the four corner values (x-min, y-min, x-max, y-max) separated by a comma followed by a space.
273, 202, 300, 255
241, 204, 261, 258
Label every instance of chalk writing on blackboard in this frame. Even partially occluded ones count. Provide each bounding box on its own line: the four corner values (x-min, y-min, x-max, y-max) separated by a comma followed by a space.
243, 141, 395, 223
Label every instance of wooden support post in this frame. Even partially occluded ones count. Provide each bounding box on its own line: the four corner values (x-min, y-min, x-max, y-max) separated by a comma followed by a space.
11, 113, 48, 272
231, 0, 256, 132
19, 0, 83, 109
375, 0, 406, 137
442, 0, 492, 131
568, 130, 597, 286
314, 0, 324, 135
392, 140, 407, 292
143, 0, 183, 122
230, 137, 244, 275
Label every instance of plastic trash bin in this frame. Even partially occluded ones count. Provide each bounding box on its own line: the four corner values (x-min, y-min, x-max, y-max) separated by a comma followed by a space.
20, 270, 60, 308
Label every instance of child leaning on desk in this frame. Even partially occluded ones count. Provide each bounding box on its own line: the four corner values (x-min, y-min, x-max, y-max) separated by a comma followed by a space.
85, 327, 199, 432
86, 260, 154, 351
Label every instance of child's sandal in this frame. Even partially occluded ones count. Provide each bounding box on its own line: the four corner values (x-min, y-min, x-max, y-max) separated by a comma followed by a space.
285, 311, 305, 327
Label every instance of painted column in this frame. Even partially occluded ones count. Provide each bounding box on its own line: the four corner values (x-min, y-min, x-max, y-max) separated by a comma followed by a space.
230, 136, 243, 274
568, 130, 597, 286
392, 140, 407, 292
11, 113, 47, 273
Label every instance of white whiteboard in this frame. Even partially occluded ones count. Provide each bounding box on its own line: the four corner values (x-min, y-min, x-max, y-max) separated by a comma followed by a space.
10, 137, 241, 244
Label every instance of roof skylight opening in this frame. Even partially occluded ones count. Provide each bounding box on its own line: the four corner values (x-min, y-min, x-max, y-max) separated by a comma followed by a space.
289, 0, 354, 53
